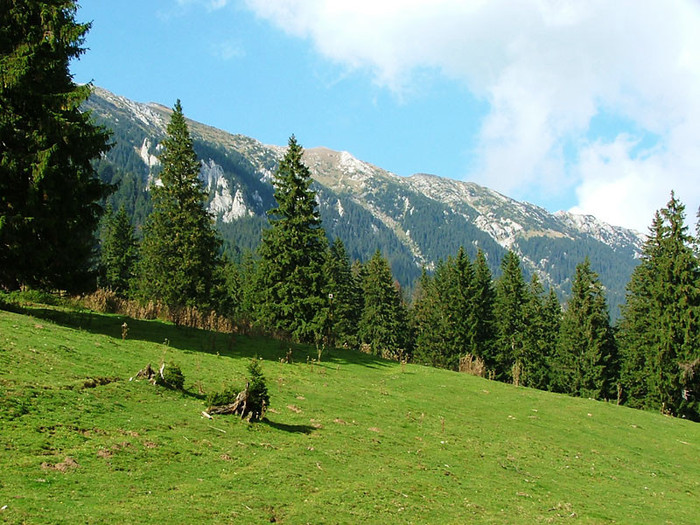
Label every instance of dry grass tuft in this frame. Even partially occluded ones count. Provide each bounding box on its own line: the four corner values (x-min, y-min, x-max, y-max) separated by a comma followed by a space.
459, 354, 486, 377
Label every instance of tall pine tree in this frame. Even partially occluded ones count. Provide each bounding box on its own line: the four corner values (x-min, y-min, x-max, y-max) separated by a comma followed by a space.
521, 275, 559, 390
99, 205, 137, 295
255, 136, 328, 342
357, 250, 410, 359
619, 194, 700, 419
411, 262, 454, 368
553, 258, 616, 400
493, 251, 527, 382
136, 101, 221, 308
1, 1, 111, 291
411, 247, 478, 370
472, 249, 497, 370
323, 238, 362, 348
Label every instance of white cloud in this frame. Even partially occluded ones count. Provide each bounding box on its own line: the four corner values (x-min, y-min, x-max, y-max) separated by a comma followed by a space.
177, 0, 229, 10
244, 0, 700, 231
211, 40, 245, 61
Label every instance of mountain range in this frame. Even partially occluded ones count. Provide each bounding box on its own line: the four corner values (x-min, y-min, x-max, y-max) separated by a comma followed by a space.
84, 87, 643, 315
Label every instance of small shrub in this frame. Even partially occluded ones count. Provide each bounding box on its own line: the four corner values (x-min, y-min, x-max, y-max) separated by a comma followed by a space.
206, 359, 270, 422
246, 358, 270, 421
206, 385, 240, 408
156, 362, 185, 390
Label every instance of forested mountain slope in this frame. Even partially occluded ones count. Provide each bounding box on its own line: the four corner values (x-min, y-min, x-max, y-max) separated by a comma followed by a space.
85, 87, 642, 312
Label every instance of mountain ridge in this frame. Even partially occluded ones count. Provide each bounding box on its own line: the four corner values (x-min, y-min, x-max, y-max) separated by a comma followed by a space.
85, 86, 643, 313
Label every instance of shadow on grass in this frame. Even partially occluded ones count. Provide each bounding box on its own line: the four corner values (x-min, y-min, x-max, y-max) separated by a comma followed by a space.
182, 388, 207, 401
5, 304, 400, 370
262, 418, 316, 434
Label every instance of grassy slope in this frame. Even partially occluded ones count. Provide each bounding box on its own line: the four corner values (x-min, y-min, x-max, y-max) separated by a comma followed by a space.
1, 307, 698, 524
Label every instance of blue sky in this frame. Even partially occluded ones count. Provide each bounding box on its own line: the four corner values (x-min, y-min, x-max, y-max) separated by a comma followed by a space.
71, 0, 700, 232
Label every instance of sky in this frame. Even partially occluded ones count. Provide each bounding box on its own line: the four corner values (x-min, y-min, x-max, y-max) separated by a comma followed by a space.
70, 0, 700, 233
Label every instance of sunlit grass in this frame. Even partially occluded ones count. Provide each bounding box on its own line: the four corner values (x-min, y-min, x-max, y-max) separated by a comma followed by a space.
1, 307, 698, 523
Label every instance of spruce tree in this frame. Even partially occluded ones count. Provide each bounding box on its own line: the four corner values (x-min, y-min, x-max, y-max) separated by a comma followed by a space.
255, 136, 328, 342
553, 258, 616, 400
99, 205, 137, 295
1, 1, 111, 291
521, 275, 558, 390
411, 247, 478, 370
357, 250, 410, 359
137, 101, 221, 308
411, 262, 454, 368
618, 212, 665, 408
323, 238, 362, 348
493, 251, 527, 382
619, 194, 700, 418
472, 249, 497, 370
446, 247, 478, 366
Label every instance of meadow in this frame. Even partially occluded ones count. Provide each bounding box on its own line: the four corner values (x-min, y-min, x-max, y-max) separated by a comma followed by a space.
1, 305, 698, 523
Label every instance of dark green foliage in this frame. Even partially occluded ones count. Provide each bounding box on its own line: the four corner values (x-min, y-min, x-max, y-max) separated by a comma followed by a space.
97, 161, 152, 232
0, 1, 112, 291
136, 101, 221, 308
472, 249, 497, 368
323, 238, 362, 348
156, 362, 185, 390
619, 194, 700, 419
99, 205, 138, 295
206, 384, 240, 408
357, 250, 410, 359
516, 235, 638, 319
552, 258, 616, 400
493, 251, 528, 381
246, 358, 270, 422
521, 275, 560, 390
255, 136, 328, 342
236, 250, 260, 323
210, 256, 243, 317
411, 247, 479, 370
411, 264, 454, 368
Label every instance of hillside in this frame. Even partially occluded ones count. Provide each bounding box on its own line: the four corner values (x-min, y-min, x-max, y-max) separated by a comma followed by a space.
1, 305, 698, 523
84, 87, 642, 312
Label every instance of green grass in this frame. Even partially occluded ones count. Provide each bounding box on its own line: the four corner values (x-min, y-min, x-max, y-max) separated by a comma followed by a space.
1, 306, 698, 524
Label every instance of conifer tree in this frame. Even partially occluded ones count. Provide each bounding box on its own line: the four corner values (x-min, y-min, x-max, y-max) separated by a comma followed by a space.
542, 288, 563, 390
1, 1, 111, 291
553, 258, 616, 400
618, 212, 665, 408
472, 249, 497, 369
237, 250, 259, 322
136, 101, 221, 308
493, 251, 527, 382
446, 247, 478, 365
521, 275, 558, 390
255, 136, 328, 342
411, 247, 479, 370
411, 263, 454, 368
210, 255, 242, 317
323, 238, 362, 348
619, 194, 700, 418
99, 205, 137, 295
357, 250, 410, 359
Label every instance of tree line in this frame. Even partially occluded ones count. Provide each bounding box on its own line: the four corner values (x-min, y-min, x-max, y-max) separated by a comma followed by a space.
98, 100, 700, 421
2, 1, 698, 422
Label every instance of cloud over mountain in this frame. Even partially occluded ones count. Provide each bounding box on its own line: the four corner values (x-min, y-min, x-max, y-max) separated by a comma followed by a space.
243, 0, 700, 231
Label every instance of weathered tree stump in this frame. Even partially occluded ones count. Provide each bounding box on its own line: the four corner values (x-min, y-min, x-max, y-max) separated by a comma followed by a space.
131, 363, 165, 384
207, 383, 250, 418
